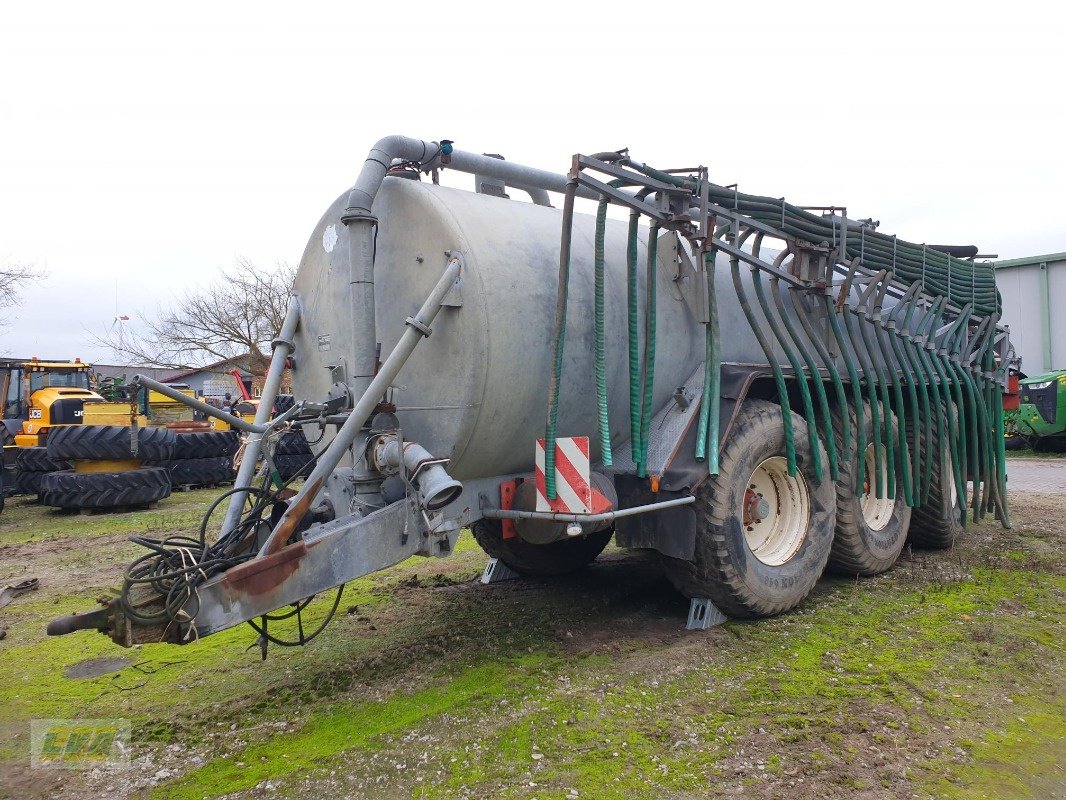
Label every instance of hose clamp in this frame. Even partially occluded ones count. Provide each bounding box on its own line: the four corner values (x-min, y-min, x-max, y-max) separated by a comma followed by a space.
405, 317, 432, 338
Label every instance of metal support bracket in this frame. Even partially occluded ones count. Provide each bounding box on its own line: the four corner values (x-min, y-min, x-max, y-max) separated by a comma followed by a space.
686, 597, 727, 630
480, 557, 520, 585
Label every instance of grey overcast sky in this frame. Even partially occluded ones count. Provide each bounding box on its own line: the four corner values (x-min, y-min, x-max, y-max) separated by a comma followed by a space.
1, 1, 1062, 362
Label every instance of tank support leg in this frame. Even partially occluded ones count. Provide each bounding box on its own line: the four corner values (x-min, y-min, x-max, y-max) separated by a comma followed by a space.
686, 597, 727, 630
480, 557, 521, 584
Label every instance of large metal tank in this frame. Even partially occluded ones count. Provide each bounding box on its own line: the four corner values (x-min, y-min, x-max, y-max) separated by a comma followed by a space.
292, 178, 705, 479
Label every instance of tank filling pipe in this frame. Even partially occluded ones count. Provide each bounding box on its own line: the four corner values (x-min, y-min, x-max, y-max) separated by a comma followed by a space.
261, 258, 461, 556
222, 296, 301, 537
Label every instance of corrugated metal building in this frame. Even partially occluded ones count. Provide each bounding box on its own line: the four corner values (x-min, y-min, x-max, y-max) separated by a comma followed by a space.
995, 251, 1066, 376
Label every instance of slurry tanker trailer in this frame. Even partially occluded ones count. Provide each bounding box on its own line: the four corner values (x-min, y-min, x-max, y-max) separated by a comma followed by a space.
49, 137, 1014, 650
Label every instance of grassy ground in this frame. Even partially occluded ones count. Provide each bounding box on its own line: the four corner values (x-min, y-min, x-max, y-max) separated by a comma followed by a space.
0, 482, 1062, 800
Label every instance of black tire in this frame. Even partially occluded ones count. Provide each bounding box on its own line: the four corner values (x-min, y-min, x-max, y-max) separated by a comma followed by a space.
39, 467, 172, 509
14, 470, 45, 496
1003, 435, 1029, 451
659, 399, 836, 618
273, 453, 315, 482
908, 430, 964, 549
46, 425, 176, 462
15, 447, 70, 473
828, 404, 911, 576
275, 430, 312, 455
172, 430, 241, 459
273, 394, 296, 415
471, 519, 613, 577
172, 456, 234, 486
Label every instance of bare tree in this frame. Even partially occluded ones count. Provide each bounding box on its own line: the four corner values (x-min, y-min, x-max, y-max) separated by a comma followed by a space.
95, 258, 296, 377
0, 261, 46, 327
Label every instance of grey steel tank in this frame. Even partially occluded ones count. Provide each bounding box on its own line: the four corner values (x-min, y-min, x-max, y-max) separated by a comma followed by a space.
291, 178, 705, 479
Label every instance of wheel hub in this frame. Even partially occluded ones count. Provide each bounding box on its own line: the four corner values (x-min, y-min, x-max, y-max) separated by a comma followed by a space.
860, 444, 895, 531
743, 456, 811, 566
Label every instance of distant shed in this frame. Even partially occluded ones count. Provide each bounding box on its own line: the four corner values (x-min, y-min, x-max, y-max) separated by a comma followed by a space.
994, 252, 1066, 375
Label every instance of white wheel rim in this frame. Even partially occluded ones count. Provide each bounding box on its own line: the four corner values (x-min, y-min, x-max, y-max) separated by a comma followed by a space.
743, 456, 810, 566
947, 452, 958, 508
860, 444, 895, 531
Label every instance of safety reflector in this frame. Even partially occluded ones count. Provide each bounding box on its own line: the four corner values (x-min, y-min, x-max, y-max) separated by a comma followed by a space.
535, 436, 591, 513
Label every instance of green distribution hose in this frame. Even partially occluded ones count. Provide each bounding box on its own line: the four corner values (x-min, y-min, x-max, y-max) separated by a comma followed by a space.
887, 296, 932, 504
867, 296, 914, 506
626, 211, 642, 467
770, 276, 838, 481
895, 296, 937, 504
694, 248, 721, 475
793, 289, 851, 453
752, 268, 822, 481
854, 305, 898, 500
543, 180, 579, 500
824, 294, 867, 495
923, 302, 968, 524
694, 182, 998, 315
843, 306, 887, 498
593, 187, 622, 466
730, 253, 798, 475
637, 224, 659, 477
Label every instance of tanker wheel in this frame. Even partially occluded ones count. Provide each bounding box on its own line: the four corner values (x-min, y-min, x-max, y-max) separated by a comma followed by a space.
908, 424, 964, 549
658, 399, 836, 618
470, 520, 613, 577
827, 404, 911, 576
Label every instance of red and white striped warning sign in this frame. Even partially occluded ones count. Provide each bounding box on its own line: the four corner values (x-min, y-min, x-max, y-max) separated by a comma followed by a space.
535, 436, 592, 513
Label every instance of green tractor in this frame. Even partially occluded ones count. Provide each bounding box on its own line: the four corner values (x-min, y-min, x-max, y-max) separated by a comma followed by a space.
1008, 370, 1066, 451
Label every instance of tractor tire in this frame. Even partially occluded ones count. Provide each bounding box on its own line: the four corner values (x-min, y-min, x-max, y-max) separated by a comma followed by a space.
14, 470, 45, 496
273, 394, 296, 415
827, 404, 910, 576
15, 447, 70, 474
39, 467, 172, 510
47, 425, 176, 462
658, 399, 836, 618
471, 519, 613, 577
908, 429, 964, 550
274, 453, 315, 482
274, 430, 312, 456
172, 430, 241, 459
149, 457, 235, 487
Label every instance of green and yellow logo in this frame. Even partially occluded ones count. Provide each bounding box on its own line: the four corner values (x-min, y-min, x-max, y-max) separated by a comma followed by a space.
31, 719, 130, 769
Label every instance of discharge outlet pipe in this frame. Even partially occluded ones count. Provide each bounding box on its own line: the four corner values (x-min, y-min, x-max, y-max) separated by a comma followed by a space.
262, 257, 461, 555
